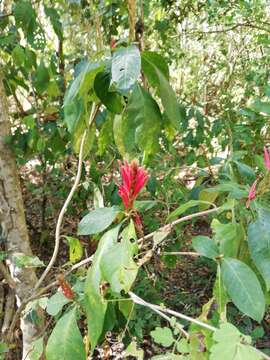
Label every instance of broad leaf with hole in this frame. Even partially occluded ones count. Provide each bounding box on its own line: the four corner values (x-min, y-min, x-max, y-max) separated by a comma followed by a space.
46, 308, 85, 360
221, 258, 265, 322
78, 206, 120, 235
100, 236, 138, 293
111, 45, 141, 94
248, 208, 270, 290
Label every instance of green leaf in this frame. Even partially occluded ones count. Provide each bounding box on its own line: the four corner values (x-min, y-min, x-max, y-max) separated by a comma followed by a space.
46, 309, 86, 360
210, 323, 261, 360
94, 71, 123, 113
150, 327, 175, 347
64, 236, 83, 263
46, 292, 70, 316
141, 51, 182, 129
100, 237, 138, 293
141, 51, 169, 87
12, 45, 25, 66
248, 209, 270, 290
221, 258, 265, 322
211, 220, 243, 257
78, 206, 120, 235
176, 338, 190, 354
192, 236, 219, 259
111, 45, 141, 94
33, 59, 50, 94
126, 84, 162, 156
84, 225, 121, 352
64, 61, 104, 106
167, 200, 215, 222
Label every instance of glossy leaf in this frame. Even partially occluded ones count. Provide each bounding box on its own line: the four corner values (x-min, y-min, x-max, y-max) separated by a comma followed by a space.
221, 258, 265, 322
111, 45, 141, 93
77, 206, 120, 235
46, 309, 86, 360
248, 209, 270, 289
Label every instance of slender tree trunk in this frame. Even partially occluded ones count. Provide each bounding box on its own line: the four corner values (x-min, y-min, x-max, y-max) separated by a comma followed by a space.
0, 71, 43, 359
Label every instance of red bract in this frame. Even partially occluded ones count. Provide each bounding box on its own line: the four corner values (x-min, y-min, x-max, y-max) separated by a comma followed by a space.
264, 146, 270, 171
246, 179, 258, 208
118, 160, 149, 211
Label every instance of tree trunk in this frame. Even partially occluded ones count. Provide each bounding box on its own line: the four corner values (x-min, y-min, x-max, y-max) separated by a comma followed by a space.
0, 71, 43, 359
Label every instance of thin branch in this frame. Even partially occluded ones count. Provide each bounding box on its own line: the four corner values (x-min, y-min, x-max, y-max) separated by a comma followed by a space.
5, 254, 94, 342
34, 104, 98, 291
129, 292, 270, 360
129, 291, 217, 332
138, 206, 220, 245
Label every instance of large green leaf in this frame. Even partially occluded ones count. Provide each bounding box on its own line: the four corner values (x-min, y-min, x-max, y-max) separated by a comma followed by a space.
150, 327, 174, 347
94, 71, 123, 113
114, 84, 162, 156
77, 206, 120, 235
111, 45, 141, 93
211, 220, 243, 257
192, 235, 219, 259
141, 53, 182, 129
141, 51, 169, 88
127, 84, 162, 155
84, 225, 120, 352
64, 61, 104, 106
248, 209, 270, 290
100, 236, 138, 293
221, 258, 265, 322
46, 308, 86, 360
210, 323, 261, 360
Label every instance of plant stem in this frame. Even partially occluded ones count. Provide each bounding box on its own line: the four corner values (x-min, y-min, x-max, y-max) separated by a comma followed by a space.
34, 103, 97, 291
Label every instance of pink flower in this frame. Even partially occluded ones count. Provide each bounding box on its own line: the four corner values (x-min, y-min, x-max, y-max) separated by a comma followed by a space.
246, 179, 259, 208
118, 160, 149, 210
264, 146, 270, 171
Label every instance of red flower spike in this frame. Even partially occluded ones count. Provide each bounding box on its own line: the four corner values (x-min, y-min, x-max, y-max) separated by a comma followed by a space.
118, 160, 149, 211
264, 146, 270, 171
246, 179, 259, 208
